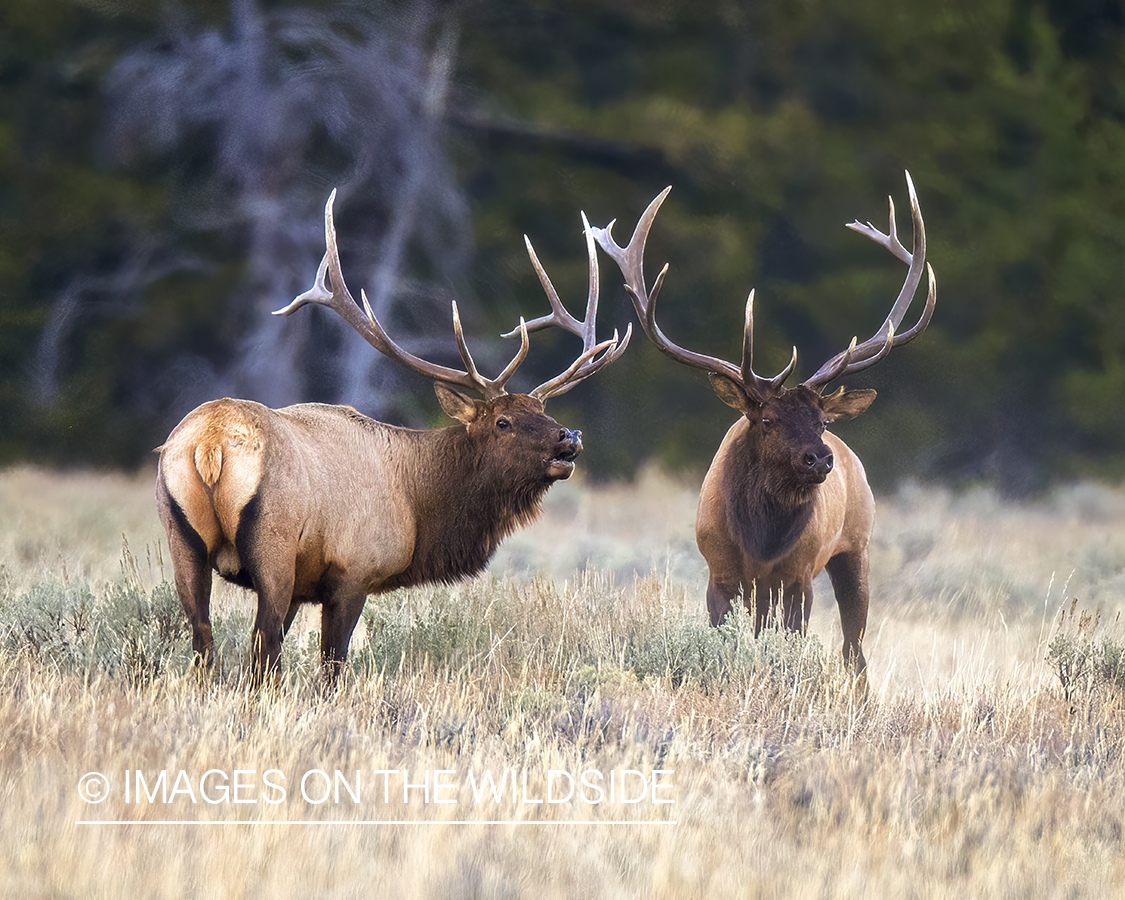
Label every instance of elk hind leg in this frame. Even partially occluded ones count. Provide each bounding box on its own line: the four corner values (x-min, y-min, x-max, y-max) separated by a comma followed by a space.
231, 493, 297, 685
825, 550, 869, 674
249, 577, 294, 687
158, 487, 215, 668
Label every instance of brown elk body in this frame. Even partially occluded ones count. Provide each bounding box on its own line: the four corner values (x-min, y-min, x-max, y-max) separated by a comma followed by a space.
693, 386, 876, 663
157, 192, 628, 681
594, 174, 935, 672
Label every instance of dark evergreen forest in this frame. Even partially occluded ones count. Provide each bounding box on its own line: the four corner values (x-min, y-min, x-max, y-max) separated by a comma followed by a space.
4, 0, 1125, 492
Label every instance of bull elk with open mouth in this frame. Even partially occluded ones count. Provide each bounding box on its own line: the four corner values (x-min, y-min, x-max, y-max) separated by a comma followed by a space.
593, 173, 935, 674
157, 191, 629, 683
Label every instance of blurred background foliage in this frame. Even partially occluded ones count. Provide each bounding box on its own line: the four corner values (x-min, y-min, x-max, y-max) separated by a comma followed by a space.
3, 0, 1125, 493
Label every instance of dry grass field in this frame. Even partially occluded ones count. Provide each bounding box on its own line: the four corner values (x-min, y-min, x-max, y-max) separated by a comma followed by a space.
3, 464, 1125, 898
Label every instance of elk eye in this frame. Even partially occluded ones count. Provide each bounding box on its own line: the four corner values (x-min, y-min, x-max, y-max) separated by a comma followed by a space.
496, 418, 511, 431
761, 417, 772, 428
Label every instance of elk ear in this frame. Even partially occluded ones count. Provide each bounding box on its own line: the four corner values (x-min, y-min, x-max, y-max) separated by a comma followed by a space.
708, 373, 753, 413
821, 387, 876, 422
434, 382, 482, 423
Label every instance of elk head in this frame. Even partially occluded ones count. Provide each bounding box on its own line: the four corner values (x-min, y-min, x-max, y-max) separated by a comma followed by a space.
275, 190, 632, 484
591, 172, 936, 496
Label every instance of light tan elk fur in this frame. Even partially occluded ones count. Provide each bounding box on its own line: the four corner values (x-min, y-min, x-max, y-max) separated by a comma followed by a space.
594, 173, 935, 674
157, 192, 629, 683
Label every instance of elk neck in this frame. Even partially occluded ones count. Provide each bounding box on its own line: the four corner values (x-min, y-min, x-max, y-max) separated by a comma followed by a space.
721, 422, 818, 563
382, 422, 550, 590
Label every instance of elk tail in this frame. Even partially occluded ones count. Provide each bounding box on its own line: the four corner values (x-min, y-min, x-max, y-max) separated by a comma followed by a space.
194, 441, 224, 489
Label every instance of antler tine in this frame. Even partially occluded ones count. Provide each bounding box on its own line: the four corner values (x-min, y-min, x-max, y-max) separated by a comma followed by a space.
893, 262, 937, 343
513, 211, 631, 401
529, 325, 632, 401
505, 211, 601, 344
802, 171, 935, 390
589, 186, 671, 323
448, 300, 532, 398
740, 289, 799, 398
595, 188, 794, 404
594, 188, 736, 384
850, 170, 926, 334
277, 190, 527, 400
815, 263, 937, 385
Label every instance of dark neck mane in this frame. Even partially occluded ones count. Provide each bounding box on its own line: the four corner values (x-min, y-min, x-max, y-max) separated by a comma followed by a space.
723, 433, 816, 563
381, 426, 549, 590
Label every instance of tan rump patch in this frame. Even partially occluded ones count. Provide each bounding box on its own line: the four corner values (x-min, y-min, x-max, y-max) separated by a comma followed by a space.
197, 405, 265, 539
192, 404, 264, 487
160, 400, 267, 550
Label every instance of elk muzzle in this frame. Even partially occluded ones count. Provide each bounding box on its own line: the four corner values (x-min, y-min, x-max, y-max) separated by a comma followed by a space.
547, 428, 583, 479
800, 445, 834, 482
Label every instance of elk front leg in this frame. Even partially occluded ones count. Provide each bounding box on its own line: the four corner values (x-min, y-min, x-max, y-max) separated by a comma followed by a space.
781, 578, 813, 634
319, 586, 368, 686
825, 549, 869, 673
706, 573, 739, 626
697, 490, 743, 627
281, 600, 301, 639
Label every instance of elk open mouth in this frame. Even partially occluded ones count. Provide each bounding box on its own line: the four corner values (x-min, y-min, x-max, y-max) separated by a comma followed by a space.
547, 442, 581, 479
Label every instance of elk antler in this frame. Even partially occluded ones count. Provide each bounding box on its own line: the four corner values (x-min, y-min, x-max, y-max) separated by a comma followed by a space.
593, 173, 936, 403
505, 213, 632, 401
591, 187, 796, 406
801, 171, 936, 390
277, 190, 627, 402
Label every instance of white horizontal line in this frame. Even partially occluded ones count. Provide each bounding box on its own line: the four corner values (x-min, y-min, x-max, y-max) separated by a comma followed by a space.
77, 819, 677, 827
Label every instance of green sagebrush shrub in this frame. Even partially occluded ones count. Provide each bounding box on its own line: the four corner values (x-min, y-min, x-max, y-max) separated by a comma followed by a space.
358, 576, 837, 701
0, 577, 189, 685
1047, 600, 1125, 706
623, 604, 831, 697
1, 558, 842, 702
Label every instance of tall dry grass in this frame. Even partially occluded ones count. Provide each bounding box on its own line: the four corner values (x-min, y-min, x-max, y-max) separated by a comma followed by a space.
2, 464, 1125, 898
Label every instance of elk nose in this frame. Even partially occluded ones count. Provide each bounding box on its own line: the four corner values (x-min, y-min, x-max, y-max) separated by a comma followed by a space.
804, 448, 833, 477
554, 428, 582, 463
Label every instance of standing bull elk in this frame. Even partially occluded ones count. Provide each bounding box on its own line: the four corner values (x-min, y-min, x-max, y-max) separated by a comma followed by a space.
157, 191, 629, 682
593, 173, 935, 673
